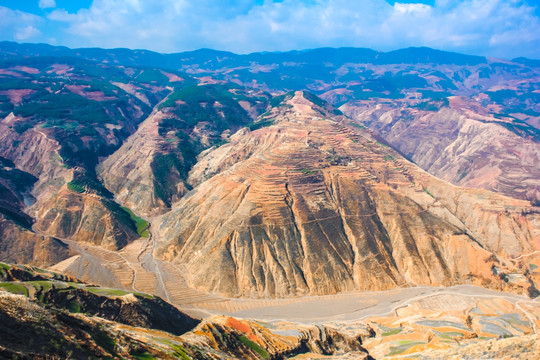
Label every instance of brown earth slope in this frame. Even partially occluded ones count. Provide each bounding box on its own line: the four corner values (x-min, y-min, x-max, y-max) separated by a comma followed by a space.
0, 136, 71, 267
98, 108, 174, 217
98, 85, 269, 217
341, 98, 540, 203
0, 113, 139, 251
154, 92, 540, 298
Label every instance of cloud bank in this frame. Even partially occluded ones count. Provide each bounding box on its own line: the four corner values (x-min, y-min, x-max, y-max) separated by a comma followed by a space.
1, 0, 539, 59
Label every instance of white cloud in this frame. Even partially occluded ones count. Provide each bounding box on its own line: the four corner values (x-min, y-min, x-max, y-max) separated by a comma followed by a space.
28, 0, 540, 58
14, 26, 41, 40
394, 3, 431, 14
39, 0, 56, 9
48, 9, 78, 22
0, 6, 43, 42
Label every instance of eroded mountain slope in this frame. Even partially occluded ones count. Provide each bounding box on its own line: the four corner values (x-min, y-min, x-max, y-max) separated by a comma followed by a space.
98, 84, 269, 216
342, 97, 540, 203
0, 144, 71, 266
154, 92, 540, 298
0, 57, 189, 258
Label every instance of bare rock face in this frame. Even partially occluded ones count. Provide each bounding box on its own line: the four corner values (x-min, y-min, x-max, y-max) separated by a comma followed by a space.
99, 85, 268, 217
0, 140, 70, 267
0, 113, 139, 251
98, 109, 174, 217
0, 113, 69, 194
0, 217, 70, 267
342, 100, 540, 203
155, 92, 540, 298
33, 187, 138, 250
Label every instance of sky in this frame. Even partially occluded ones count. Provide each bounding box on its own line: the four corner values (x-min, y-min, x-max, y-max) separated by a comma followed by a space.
0, 0, 539, 59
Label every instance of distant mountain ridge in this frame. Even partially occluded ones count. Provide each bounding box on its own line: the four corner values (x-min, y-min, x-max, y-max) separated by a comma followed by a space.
0, 41, 496, 69
2, 41, 537, 103
4, 41, 538, 72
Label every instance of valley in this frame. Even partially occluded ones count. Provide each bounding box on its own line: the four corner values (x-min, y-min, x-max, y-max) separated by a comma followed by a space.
0, 42, 539, 359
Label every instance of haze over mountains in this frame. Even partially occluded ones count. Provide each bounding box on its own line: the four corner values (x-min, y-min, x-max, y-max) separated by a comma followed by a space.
0, 41, 539, 359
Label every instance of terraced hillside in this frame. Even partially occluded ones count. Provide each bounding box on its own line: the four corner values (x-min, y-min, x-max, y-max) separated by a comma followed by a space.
1, 43, 539, 359
99, 84, 270, 216
154, 92, 540, 298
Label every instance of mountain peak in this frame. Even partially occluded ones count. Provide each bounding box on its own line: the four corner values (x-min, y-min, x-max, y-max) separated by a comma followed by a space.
287, 91, 325, 116
280, 91, 343, 119
154, 85, 537, 298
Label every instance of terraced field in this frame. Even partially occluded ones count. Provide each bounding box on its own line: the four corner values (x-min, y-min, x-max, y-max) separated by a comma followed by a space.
46, 92, 539, 318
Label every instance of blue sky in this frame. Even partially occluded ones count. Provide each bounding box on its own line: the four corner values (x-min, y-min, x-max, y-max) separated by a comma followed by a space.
0, 0, 539, 59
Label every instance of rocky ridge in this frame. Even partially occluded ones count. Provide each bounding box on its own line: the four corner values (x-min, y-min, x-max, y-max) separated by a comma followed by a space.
99, 84, 269, 217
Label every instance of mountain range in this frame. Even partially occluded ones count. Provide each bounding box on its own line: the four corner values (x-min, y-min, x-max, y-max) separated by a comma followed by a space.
0, 41, 539, 359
